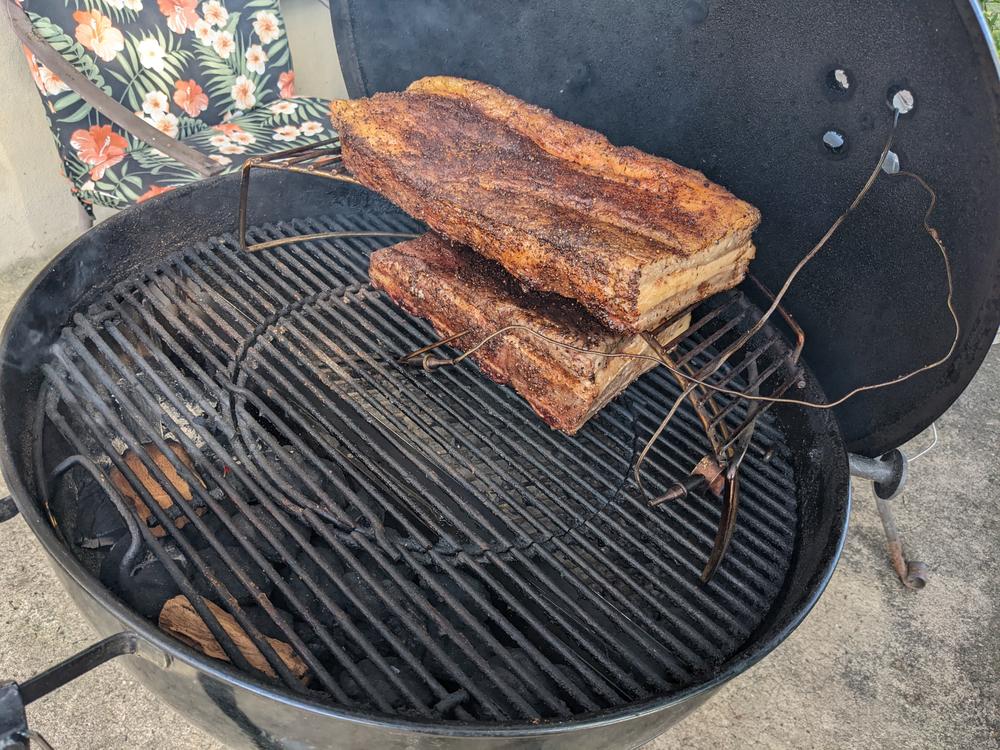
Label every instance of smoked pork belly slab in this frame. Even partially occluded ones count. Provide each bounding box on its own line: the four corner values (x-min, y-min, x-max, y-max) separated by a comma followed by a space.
331, 76, 759, 333
369, 233, 691, 434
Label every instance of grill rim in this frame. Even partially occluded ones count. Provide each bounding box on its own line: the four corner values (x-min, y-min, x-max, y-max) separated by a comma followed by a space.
0, 172, 852, 737
0, 479, 850, 736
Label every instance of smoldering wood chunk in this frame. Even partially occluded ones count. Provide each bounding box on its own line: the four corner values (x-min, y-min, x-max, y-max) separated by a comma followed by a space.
109, 441, 205, 538
159, 595, 309, 681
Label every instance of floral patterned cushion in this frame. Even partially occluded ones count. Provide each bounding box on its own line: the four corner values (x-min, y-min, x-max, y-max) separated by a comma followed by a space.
21, 0, 998, 208
70, 95, 336, 207
985, 2, 1000, 52
19, 0, 335, 207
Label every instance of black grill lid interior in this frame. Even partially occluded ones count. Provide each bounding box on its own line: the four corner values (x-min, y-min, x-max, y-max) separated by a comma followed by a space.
328, 0, 1000, 456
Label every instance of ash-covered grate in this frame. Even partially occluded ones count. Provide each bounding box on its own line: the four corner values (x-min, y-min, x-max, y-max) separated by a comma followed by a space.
36, 209, 799, 724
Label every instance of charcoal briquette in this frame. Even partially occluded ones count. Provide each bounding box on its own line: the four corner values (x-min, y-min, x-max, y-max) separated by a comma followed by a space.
339, 657, 432, 709
341, 571, 413, 623
473, 666, 528, 713
490, 648, 558, 698
226, 507, 309, 563
100, 539, 181, 620
191, 545, 273, 604
74, 474, 127, 549
277, 447, 350, 509
280, 547, 348, 617
419, 569, 492, 631
240, 604, 294, 640
422, 641, 478, 683
294, 617, 348, 662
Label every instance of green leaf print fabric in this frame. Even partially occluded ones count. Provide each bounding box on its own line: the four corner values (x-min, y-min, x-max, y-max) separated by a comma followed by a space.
18, 0, 336, 207
17, 0, 1000, 208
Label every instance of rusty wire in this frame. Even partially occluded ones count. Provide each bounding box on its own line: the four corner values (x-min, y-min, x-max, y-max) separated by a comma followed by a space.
393, 110, 957, 580
238, 108, 956, 581
398, 112, 958, 416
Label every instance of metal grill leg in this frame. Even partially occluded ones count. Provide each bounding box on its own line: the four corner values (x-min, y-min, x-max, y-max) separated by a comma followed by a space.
849, 450, 929, 590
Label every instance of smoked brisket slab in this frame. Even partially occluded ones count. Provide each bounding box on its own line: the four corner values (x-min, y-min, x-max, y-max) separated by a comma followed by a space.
369, 234, 690, 434
331, 76, 759, 333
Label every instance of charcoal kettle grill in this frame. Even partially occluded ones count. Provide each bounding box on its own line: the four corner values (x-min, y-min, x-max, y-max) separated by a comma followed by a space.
0, 1, 998, 748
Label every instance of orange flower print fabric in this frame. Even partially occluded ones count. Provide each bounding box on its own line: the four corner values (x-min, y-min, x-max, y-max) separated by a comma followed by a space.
22, 46, 69, 95
21, 0, 338, 208
174, 79, 208, 117
70, 125, 128, 180
278, 70, 295, 99
72, 10, 124, 62
156, 0, 198, 34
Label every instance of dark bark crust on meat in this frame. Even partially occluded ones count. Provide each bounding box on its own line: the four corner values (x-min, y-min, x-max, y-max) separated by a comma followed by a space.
369, 234, 690, 433
330, 76, 760, 332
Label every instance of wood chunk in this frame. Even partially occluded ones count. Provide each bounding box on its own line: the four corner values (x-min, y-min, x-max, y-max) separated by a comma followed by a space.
330, 76, 760, 332
370, 234, 691, 434
109, 441, 205, 538
159, 595, 309, 681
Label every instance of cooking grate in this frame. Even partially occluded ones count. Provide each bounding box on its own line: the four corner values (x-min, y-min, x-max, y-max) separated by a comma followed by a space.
36, 209, 800, 724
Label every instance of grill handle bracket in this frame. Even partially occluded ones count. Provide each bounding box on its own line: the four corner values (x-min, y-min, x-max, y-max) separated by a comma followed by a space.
0, 496, 18, 524
848, 450, 929, 590
0, 632, 137, 749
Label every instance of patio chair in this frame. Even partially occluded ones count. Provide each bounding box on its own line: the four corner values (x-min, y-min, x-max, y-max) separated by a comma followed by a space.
12, 0, 337, 209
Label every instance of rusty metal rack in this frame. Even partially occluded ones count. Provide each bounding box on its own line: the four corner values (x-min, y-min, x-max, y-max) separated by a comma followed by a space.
233, 142, 806, 582
237, 139, 413, 254
640, 281, 804, 580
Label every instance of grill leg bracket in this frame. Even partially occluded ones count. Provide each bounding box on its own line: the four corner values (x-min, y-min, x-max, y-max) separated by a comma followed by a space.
0, 495, 19, 524
0, 632, 137, 749
848, 450, 929, 590
0, 680, 28, 750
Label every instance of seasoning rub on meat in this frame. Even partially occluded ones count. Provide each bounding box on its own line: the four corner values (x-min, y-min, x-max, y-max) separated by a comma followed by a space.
369, 233, 691, 434
331, 76, 760, 333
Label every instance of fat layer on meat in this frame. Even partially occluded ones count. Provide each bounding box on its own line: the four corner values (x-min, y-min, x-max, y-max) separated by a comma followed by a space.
369, 233, 691, 434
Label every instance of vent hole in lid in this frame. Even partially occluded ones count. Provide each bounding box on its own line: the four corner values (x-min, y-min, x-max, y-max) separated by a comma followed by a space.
887, 85, 915, 114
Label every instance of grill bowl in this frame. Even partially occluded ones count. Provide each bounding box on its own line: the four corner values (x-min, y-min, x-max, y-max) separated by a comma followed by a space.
0, 172, 850, 748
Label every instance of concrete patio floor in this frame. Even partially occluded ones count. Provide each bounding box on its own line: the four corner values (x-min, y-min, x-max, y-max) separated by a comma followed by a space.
0, 252, 997, 749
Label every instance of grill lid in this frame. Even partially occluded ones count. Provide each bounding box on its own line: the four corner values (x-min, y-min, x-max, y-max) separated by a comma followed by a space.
329, 0, 1000, 456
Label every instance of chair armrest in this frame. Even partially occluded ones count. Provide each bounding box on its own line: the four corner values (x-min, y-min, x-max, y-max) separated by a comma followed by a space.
8, 3, 224, 178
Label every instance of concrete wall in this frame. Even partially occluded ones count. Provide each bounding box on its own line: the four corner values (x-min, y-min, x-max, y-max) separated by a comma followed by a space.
0, 7, 90, 271
281, 0, 348, 103
0, 0, 348, 271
